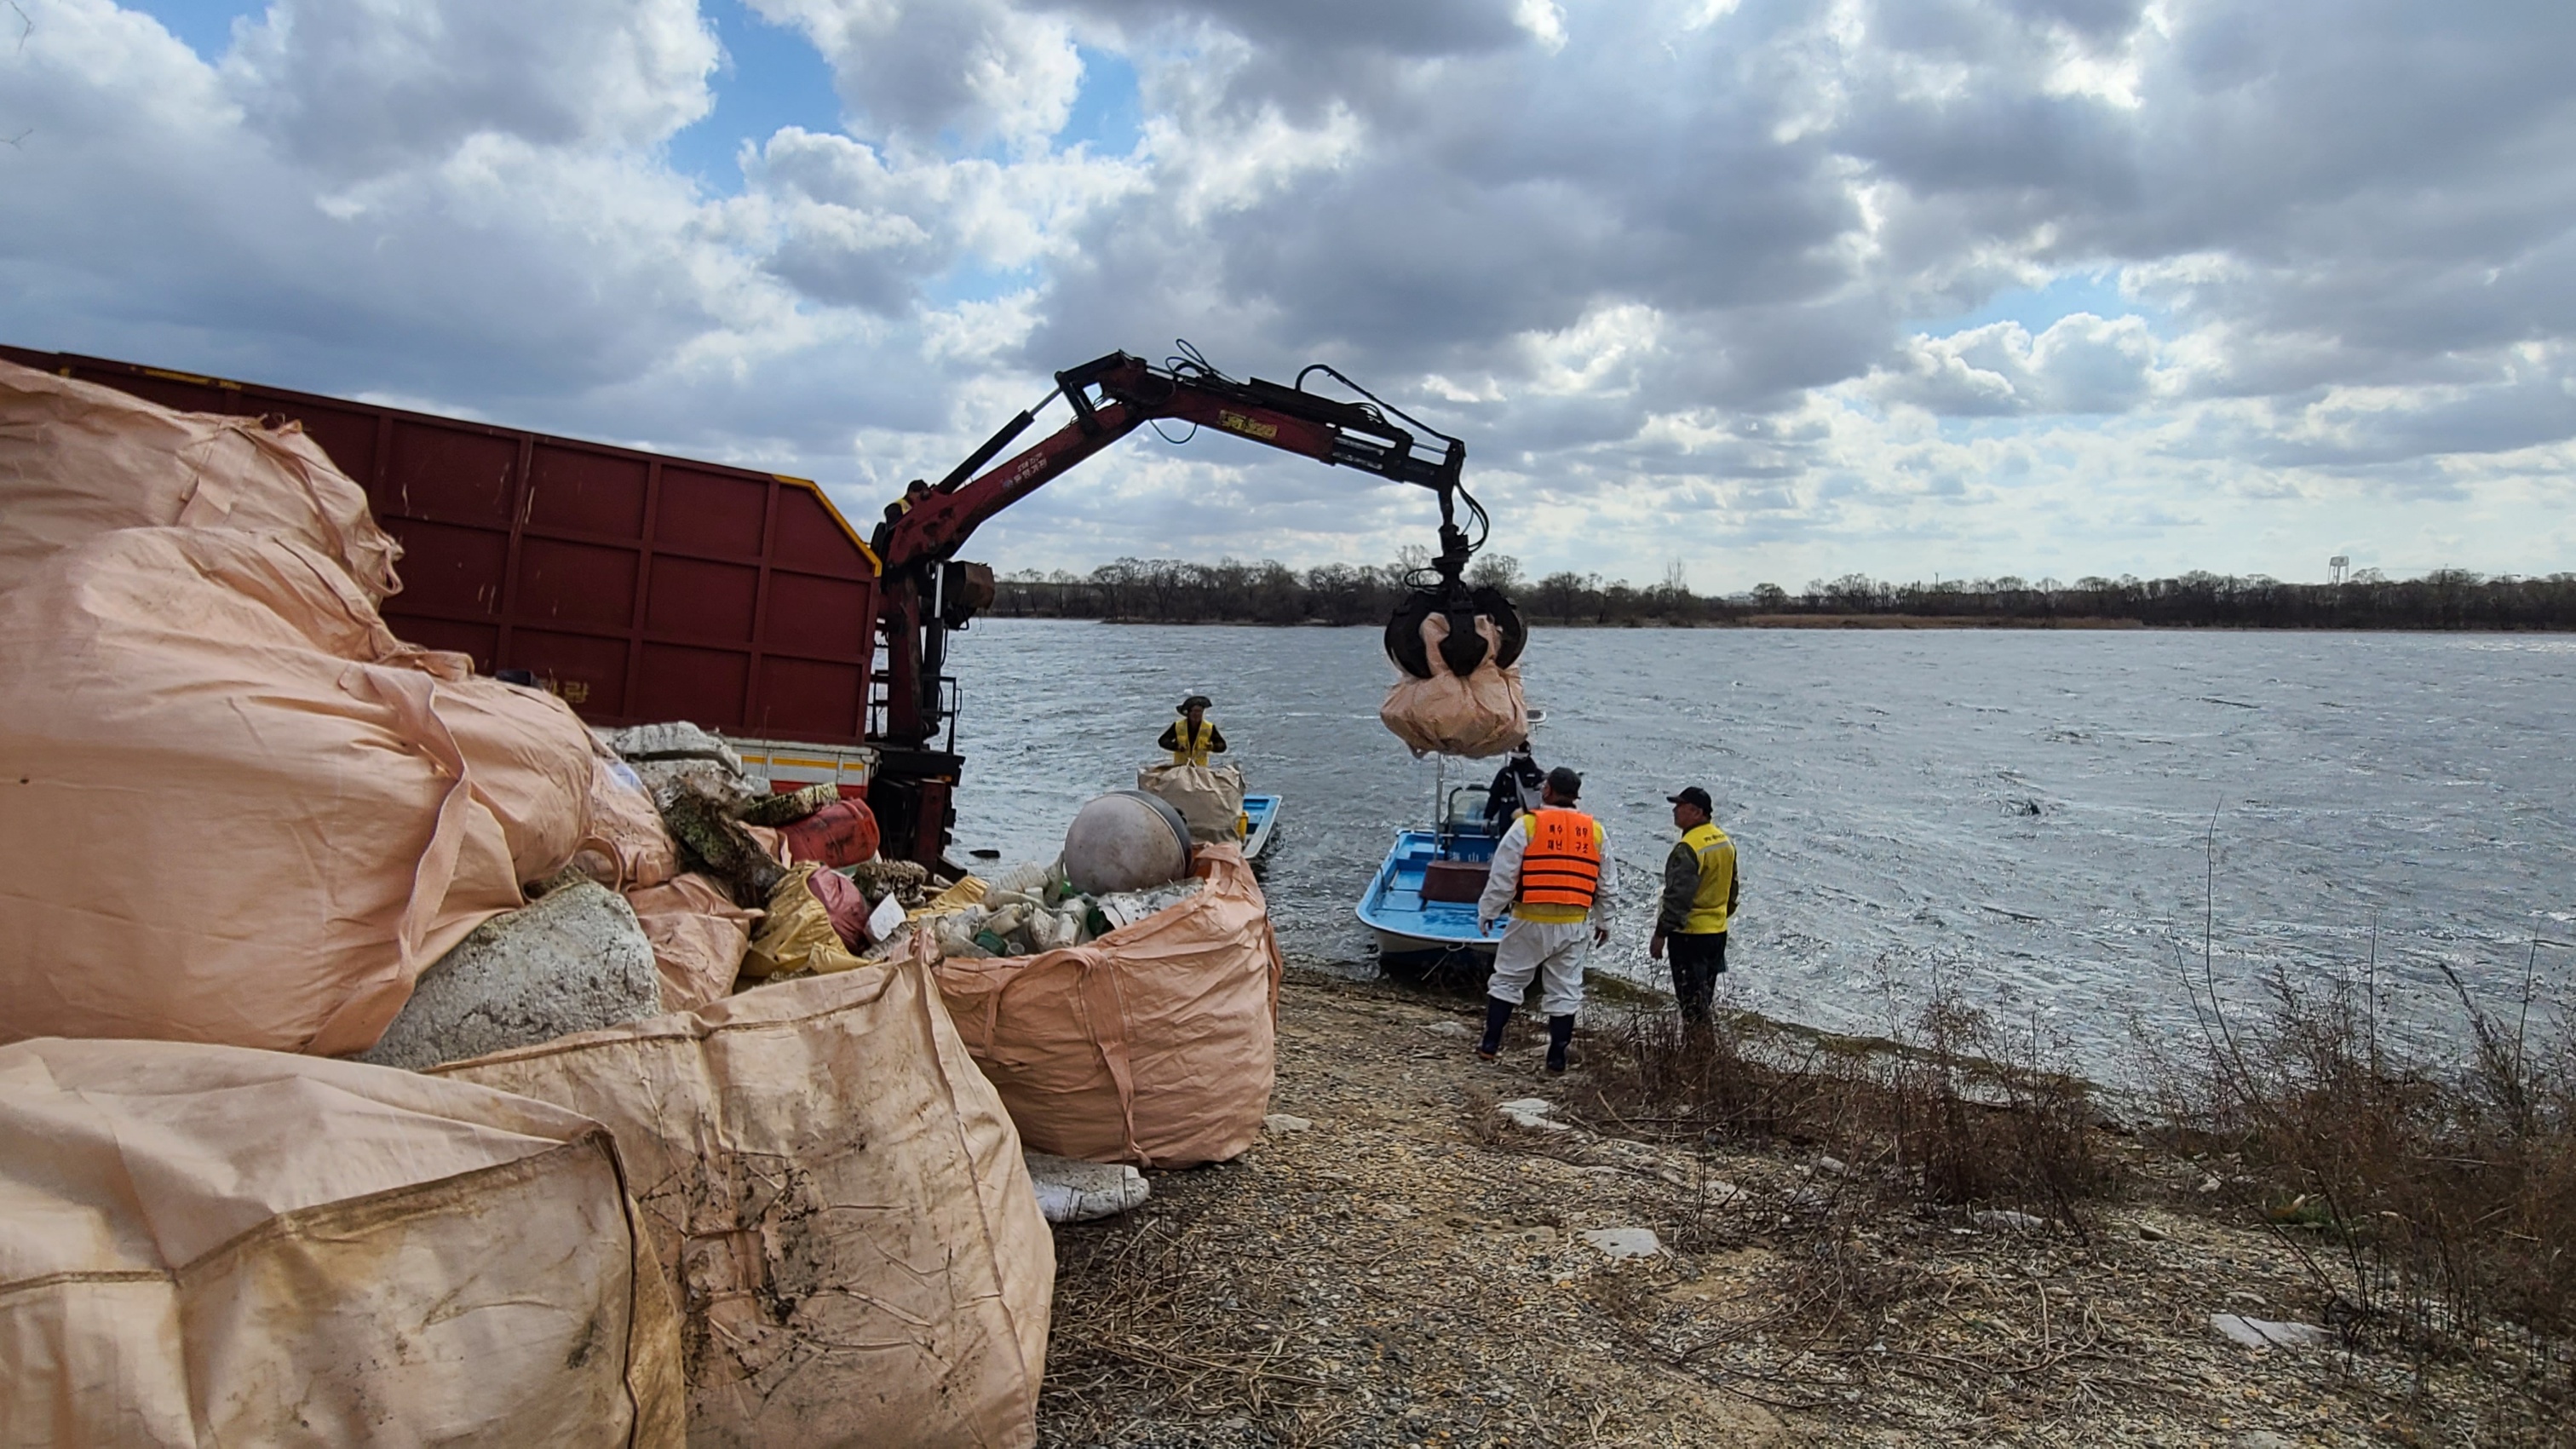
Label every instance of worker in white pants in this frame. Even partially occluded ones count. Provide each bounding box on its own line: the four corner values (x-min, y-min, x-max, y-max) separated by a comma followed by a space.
1475, 766, 1614, 1073
1486, 918, 1598, 1019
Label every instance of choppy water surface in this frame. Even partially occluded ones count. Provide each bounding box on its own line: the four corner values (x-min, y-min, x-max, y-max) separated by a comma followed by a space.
946, 620, 2574, 1072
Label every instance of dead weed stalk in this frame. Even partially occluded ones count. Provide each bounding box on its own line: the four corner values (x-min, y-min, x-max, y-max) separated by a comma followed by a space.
1577, 961, 2114, 1228
2144, 932, 2575, 1396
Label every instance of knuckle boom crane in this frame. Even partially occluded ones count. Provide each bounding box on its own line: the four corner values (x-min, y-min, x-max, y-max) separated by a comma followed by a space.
865, 344, 1526, 865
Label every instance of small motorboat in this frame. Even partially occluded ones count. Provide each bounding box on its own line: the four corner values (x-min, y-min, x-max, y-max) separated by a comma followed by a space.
1355, 784, 1510, 977
1241, 793, 1281, 860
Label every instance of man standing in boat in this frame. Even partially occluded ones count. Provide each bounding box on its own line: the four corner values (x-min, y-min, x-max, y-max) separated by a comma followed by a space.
1649, 785, 1738, 1024
1159, 694, 1227, 767
1475, 766, 1613, 1073
1482, 739, 1544, 837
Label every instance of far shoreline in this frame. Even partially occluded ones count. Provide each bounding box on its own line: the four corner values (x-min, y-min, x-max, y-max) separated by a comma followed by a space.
1010, 613, 2576, 634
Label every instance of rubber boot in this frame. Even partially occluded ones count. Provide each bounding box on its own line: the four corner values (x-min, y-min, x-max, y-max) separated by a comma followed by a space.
1545, 1015, 1576, 1074
1476, 998, 1514, 1061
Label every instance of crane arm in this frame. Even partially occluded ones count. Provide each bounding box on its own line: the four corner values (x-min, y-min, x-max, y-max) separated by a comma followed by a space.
861, 347, 1493, 868
877, 351, 1466, 572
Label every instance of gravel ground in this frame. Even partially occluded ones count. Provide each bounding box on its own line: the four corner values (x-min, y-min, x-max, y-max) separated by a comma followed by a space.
1037, 971, 2567, 1447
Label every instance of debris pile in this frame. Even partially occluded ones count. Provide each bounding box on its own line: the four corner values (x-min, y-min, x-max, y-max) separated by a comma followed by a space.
0, 359, 1302, 1445
0, 359, 1084, 1448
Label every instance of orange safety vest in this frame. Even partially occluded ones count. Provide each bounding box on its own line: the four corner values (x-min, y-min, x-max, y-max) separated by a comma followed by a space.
1518, 808, 1602, 915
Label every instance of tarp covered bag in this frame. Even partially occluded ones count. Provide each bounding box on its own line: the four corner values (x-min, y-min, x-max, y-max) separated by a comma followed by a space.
0, 357, 403, 601
1136, 762, 1246, 842
1380, 612, 1528, 758
0, 1036, 682, 1448
436, 950, 1055, 1449
934, 845, 1283, 1167
0, 528, 596, 1055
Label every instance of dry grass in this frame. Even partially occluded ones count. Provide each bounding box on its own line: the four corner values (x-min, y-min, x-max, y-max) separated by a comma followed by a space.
2142, 940, 2576, 1402
1040, 971, 2572, 1446
1573, 965, 2116, 1230
1042, 1203, 1352, 1447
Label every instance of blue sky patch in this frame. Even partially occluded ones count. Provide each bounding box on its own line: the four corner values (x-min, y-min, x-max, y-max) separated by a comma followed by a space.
1919, 270, 2153, 337
123, 0, 262, 60
667, 0, 844, 196
1061, 45, 1143, 157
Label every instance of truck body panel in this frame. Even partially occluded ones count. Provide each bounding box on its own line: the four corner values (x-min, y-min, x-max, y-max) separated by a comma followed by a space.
1, 345, 884, 749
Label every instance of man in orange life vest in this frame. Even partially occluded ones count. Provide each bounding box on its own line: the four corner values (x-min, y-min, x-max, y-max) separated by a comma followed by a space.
1475, 766, 1615, 1073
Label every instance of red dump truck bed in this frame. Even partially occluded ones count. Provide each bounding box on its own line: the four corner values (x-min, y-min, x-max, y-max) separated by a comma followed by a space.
3, 344, 885, 750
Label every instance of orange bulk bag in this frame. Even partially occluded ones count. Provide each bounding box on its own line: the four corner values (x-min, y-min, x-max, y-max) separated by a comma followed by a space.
0, 1037, 682, 1448
932, 845, 1282, 1167
624, 872, 756, 1013
435, 951, 1054, 1449
0, 528, 595, 1055
0, 357, 402, 601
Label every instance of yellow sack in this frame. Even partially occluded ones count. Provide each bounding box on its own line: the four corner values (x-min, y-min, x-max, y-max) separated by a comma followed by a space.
741, 864, 865, 979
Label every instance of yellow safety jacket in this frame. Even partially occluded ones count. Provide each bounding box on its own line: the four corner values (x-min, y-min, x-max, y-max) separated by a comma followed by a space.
1677, 822, 1736, 934
1168, 718, 1216, 767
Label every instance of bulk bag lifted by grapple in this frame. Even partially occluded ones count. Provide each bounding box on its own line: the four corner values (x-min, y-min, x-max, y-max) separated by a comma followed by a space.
1379, 612, 1530, 758
0, 1036, 683, 1448
1375, 476, 1530, 759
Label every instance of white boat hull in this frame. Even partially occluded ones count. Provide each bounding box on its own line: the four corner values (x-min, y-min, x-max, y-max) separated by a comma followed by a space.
1368, 924, 1498, 960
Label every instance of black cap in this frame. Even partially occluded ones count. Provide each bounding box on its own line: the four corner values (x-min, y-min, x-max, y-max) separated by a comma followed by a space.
1178, 694, 1211, 710
1544, 766, 1583, 799
1667, 785, 1713, 812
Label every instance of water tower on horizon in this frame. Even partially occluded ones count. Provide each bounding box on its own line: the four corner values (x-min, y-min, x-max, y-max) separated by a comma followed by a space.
2330, 555, 2350, 584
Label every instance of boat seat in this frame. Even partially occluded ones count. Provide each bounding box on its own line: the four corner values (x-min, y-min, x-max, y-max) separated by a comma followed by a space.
1421, 860, 1489, 904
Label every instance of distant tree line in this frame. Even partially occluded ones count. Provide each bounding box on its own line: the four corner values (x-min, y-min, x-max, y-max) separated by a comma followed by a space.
988, 556, 2576, 631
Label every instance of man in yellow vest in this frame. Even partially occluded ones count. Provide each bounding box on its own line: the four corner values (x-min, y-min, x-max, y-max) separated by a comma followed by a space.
1158, 694, 1227, 766
1649, 785, 1738, 1023
1475, 766, 1614, 1073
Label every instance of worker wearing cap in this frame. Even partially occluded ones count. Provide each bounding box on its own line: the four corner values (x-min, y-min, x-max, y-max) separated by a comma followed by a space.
1650, 785, 1738, 1023
1475, 766, 1614, 1073
1159, 695, 1228, 768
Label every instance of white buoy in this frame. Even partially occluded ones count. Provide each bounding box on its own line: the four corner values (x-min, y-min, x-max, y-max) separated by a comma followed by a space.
1061, 791, 1193, 895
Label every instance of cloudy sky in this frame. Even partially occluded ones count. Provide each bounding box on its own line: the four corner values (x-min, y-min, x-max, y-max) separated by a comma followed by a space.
3, 0, 2570, 590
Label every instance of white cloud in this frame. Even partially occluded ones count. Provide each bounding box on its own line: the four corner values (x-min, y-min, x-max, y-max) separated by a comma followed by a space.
1874, 312, 2165, 415
1, 0, 2571, 590
749, 0, 1081, 150
1513, 0, 1567, 54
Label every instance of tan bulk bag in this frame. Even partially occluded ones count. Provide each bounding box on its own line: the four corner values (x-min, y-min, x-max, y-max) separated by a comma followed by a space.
435, 951, 1054, 1449
1379, 612, 1528, 758
0, 357, 403, 601
0, 528, 595, 1055
0, 1036, 682, 1449
1136, 762, 1246, 842
625, 872, 758, 1012
934, 845, 1283, 1167
578, 750, 682, 891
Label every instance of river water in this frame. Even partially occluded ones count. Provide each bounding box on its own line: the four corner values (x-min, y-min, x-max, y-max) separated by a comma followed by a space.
944, 619, 2574, 1072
